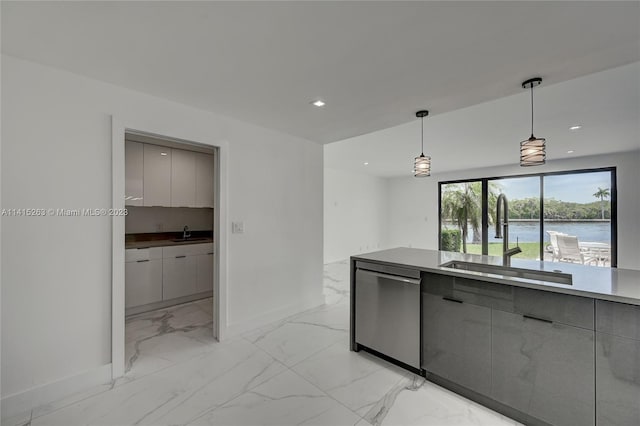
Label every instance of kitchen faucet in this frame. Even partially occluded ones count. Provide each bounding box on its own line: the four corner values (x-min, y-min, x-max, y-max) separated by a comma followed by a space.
183, 225, 191, 240
495, 193, 522, 266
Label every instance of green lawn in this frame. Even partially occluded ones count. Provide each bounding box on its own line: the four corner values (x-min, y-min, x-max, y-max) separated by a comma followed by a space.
465, 242, 542, 260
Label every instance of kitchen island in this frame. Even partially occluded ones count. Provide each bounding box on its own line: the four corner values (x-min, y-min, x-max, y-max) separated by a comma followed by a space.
350, 248, 640, 426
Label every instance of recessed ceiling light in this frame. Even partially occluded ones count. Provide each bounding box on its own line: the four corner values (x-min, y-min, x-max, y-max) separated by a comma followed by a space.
569, 125, 582, 130
364, 162, 369, 165
311, 100, 326, 107
567, 150, 575, 154
160, 152, 168, 156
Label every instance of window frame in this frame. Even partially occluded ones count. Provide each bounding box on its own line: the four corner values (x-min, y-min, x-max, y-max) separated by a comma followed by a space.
438, 167, 617, 267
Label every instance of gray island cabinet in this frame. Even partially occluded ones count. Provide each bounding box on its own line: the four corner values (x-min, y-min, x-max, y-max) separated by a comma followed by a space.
596, 300, 640, 425
350, 248, 640, 426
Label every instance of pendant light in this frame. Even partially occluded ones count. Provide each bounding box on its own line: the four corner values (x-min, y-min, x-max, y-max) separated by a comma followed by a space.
520, 77, 546, 166
414, 110, 431, 177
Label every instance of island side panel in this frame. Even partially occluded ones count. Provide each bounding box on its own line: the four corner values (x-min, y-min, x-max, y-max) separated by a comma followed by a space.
350, 257, 359, 351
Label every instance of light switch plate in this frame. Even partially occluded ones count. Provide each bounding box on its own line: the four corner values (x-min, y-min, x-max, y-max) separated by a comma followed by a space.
232, 221, 244, 234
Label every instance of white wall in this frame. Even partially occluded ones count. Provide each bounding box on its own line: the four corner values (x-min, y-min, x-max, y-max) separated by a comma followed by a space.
1, 55, 324, 401
324, 168, 389, 263
387, 151, 640, 270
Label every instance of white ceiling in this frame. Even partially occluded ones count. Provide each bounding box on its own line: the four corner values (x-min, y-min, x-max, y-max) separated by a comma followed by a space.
2, 1, 639, 144
325, 62, 640, 177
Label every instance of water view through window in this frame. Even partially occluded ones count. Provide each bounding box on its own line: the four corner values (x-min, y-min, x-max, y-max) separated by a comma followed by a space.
439, 168, 615, 267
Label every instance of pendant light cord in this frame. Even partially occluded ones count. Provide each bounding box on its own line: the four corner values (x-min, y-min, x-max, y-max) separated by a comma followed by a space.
530, 83, 534, 138
421, 116, 424, 155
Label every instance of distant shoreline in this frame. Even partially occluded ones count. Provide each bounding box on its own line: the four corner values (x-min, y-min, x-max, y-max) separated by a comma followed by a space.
509, 219, 611, 223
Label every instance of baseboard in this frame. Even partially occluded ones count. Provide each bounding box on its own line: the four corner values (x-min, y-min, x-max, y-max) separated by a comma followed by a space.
125, 291, 213, 317
1, 363, 113, 422
225, 294, 326, 337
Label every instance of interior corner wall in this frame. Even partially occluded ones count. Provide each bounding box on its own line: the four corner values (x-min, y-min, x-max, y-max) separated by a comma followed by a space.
387, 151, 640, 270
324, 168, 389, 263
1, 54, 324, 401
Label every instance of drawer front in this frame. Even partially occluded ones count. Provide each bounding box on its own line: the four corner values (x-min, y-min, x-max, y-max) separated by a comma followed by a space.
422, 272, 513, 310
125, 247, 162, 262
512, 287, 594, 330
356, 261, 420, 279
163, 243, 213, 258
597, 300, 640, 340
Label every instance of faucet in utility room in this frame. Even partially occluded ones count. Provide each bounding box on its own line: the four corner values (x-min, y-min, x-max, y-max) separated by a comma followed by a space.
183, 225, 191, 240
495, 193, 522, 266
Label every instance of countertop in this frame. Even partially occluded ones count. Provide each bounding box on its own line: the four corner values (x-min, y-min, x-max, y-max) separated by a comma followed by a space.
125, 238, 213, 249
352, 247, 640, 306
125, 231, 213, 249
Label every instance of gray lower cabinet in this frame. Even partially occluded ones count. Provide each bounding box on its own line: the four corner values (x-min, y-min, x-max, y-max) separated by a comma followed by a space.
195, 252, 214, 293
492, 310, 595, 426
162, 255, 197, 300
125, 259, 163, 308
422, 292, 491, 395
596, 300, 640, 425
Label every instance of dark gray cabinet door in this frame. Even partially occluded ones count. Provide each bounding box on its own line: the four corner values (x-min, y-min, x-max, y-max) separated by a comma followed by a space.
596, 332, 640, 425
492, 310, 595, 426
422, 292, 491, 395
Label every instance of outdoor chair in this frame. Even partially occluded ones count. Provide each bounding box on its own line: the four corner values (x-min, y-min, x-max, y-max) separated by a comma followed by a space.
546, 231, 567, 262
556, 234, 598, 265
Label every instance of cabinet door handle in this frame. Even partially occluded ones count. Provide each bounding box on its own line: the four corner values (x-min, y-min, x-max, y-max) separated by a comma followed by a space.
175, 255, 187, 259
523, 314, 553, 324
207, 252, 214, 255
442, 296, 463, 304
136, 259, 150, 263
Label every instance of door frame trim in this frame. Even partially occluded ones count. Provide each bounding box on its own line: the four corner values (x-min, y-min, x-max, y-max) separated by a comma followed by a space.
111, 116, 229, 378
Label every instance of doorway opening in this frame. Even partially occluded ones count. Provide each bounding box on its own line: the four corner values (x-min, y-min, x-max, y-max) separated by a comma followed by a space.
113, 127, 223, 379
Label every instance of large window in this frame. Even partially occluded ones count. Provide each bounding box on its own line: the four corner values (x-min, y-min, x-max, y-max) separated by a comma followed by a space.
439, 168, 616, 267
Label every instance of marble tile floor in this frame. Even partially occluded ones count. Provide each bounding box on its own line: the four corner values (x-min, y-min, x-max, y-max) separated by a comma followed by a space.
7, 260, 521, 426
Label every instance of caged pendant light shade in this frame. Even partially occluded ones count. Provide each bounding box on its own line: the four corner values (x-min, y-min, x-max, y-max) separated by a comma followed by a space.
520, 78, 546, 167
414, 110, 431, 177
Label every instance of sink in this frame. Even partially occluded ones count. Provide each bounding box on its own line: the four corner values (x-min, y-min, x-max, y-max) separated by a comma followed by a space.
170, 238, 210, 243
439, 261, 573, 285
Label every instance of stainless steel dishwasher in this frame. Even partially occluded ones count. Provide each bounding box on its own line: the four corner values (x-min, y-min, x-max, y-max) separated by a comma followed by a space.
354, 261, 421, 370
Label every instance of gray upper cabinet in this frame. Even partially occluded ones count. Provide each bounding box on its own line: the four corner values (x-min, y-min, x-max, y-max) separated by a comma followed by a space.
143, 144, 172, 206
492, 310, 595, 426
170, 148, 197, 207
128, 142, 215, 208
195, 152, 215, 208
596, 301, 640, 425
422, 291, 491, 395
125, 141, 144, 206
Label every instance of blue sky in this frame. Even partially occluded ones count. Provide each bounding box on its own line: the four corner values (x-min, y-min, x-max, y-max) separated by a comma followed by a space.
493, 171, 612, 204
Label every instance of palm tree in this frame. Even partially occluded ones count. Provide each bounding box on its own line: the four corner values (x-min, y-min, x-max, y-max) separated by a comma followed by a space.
441, 182, 501, 253
441, 182, 482, 253
593, 187, 610, 220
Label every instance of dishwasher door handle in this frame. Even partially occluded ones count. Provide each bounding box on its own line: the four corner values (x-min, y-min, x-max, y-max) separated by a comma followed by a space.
357, 269, 420, 285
